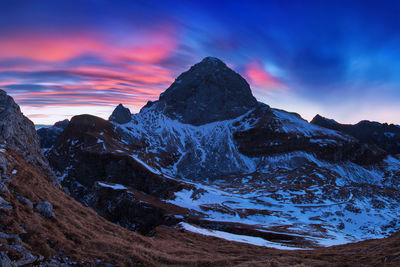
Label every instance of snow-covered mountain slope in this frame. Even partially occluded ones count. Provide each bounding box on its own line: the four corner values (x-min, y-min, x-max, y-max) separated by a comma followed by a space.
109, 102, 400, 246
115, 102, 384, 180
47, 57, 400, 249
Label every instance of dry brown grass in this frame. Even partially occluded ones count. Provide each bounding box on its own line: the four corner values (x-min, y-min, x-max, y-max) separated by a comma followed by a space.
1, 149, 399, 266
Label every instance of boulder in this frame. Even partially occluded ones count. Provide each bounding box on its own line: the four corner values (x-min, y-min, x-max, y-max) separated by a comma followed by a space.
36, 201, 55, 218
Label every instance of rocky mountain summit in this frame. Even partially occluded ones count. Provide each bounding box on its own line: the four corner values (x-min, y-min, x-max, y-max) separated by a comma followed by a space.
143, 57, 258, 125
311, 114, 400, 155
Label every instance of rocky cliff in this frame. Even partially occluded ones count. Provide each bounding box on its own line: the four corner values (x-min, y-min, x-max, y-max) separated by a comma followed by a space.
0, 90, 54, 177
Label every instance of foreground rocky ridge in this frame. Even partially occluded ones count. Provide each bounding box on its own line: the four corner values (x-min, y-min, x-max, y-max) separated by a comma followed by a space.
0, 90, 53, 177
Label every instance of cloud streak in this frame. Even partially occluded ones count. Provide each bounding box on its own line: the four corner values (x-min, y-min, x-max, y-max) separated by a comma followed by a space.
1, 0, 400, 124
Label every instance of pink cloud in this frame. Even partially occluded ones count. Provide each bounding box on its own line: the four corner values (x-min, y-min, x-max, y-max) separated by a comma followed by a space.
0, 25, 178, 64
244, 61, 286, 91
0, 24, 180, 123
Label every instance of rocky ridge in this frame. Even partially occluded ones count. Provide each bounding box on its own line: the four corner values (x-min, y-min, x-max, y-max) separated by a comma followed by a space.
311, 114, 400, 155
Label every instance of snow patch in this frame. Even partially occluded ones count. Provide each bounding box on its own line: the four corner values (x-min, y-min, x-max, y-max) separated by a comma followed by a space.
97, 182, 127, 190
179, 222, 307, 250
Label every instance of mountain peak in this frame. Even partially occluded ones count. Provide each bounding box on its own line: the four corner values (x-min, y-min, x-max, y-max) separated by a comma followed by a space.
311, 114, 339, 128
109, 103, 131, 124
149, 57, 258, 125
199, 56, 226, 65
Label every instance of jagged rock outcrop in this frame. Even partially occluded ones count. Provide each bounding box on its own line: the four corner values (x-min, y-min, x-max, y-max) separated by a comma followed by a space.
37, 119, 69, 149
311, 114, 400, 155
36, 201, 55, 218
109, 104, 131, 124
144, 57, 258, 125
0, 90, 54, 177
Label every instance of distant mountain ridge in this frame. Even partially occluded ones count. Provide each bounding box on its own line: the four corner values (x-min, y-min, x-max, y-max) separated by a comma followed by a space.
311, 114, 400, 155
37, 119, 69, 149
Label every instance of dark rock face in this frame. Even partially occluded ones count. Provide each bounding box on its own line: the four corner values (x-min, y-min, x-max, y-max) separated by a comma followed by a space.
0, 90, 53, 176
47, 114, 186, 233
148, 57, 258, 125
53, 119, 69, 129
37, 119, 69, 148
109, 104, 131, 124
311, 114, 400, 155
84, 183, 180, 234
48, 115, 183, 197
233, 109, 387, 166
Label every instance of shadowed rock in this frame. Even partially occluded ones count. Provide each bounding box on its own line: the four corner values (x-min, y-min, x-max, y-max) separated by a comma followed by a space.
37, 119, 69, 148
145, 57, 258, 125
311, 114, 400, 155
0, 90, 54, 177
36, 201, 55, 218
109, 104, 131, 124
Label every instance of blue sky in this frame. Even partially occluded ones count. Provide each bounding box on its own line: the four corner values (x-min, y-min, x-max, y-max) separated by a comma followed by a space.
1, 0, 399, 124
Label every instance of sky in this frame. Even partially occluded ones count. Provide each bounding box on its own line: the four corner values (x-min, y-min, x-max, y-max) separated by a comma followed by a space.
1, 0, 400, 125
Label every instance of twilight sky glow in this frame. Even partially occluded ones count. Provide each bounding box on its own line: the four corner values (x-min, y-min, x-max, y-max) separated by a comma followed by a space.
1, 0, 400, 125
